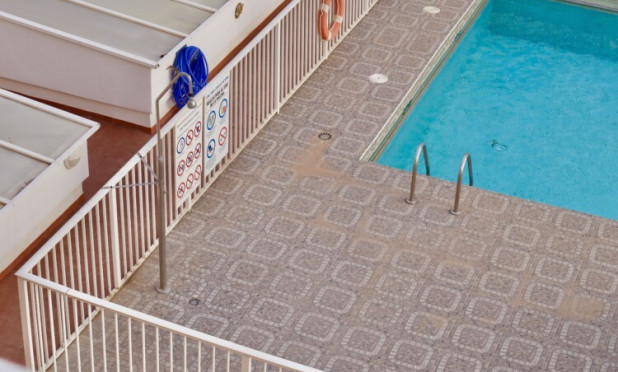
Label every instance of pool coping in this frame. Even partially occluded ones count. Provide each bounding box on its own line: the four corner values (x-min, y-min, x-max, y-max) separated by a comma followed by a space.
360, 0, 486, 162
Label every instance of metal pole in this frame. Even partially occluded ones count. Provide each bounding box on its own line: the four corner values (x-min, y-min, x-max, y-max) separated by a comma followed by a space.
155, 72, 195, 294
449, 153, 473, 215
405, 143, 430, 205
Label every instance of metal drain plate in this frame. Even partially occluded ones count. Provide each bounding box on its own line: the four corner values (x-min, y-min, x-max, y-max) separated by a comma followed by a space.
369, 73, 388, 84
188, 298, 200, 306
318, 132, 332, 140
423, 6, 441, 14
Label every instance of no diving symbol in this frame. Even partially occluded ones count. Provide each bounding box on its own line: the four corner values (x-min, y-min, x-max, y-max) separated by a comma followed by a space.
186, 129, 194, 146
207, 139, 216, 159
186, 151, 195, 167
218, 127, 228, 146
177, 160, 186, 176
177, 182, 186, 199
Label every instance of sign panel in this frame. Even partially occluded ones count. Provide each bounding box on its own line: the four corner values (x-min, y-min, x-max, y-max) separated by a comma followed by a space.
174, 104, 203, 205
203, 73, 230, 173
173, 71, 229, 207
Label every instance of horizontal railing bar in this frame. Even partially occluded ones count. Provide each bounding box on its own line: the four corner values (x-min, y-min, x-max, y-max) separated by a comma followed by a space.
19, 273, 322, 372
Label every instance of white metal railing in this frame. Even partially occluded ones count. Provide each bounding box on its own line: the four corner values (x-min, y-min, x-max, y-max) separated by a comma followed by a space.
17, 0, 380, 370
18, 273, 323, 372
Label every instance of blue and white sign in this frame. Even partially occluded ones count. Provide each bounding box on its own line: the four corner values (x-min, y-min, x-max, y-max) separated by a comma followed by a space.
203, 72, 230, 173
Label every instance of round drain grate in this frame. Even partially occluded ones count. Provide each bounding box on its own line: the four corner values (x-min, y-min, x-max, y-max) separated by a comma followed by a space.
423, 6, 441, 14
369, 73, 388, 84
188, 298, 200, 306
318, 132, 332, 141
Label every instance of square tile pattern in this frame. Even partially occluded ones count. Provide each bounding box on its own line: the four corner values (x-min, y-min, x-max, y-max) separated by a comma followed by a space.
109, 0, 618, 370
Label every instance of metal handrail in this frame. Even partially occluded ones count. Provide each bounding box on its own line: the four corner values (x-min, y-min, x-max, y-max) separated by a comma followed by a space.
406, 143, 430, 204
449, 153, 473, 215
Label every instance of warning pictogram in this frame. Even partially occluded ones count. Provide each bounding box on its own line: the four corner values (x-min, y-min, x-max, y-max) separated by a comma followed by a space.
186, 151, 195, 167
176, 137, 186, 155
187, 173, 195, 189
177, 160, 186, 176
186, 129, 194, 146
207, 139, 216, 159
177, 182, 186, 199
194, 121, 202, 136
219, 98, 228, 118
218, 127, 228, 146
207, 111, 216, 130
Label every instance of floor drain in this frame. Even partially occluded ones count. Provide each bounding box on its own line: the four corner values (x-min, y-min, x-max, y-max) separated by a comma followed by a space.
369, 73, 388, 84
318, 132, 332, 140
423, 6, 441, 14
188, 298, 200, 306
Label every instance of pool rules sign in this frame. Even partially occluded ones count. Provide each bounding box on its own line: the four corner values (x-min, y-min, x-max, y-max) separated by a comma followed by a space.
174, 71, 230, 206
203, 73, 230, 173
174, 103, 203, 205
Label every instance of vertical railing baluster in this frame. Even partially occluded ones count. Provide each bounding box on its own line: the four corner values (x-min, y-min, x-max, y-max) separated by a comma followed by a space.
102, 195, 112, 295
115, 313, 120, 372
17, 279, 35, 369
101, 309, 108, 372
46, 290, 58, 372
109, 188, 122, 289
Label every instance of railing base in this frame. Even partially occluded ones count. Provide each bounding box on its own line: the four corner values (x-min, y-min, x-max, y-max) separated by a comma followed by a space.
155, 285, 171, 294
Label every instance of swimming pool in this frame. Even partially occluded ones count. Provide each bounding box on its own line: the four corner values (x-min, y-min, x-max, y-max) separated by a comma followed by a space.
377, 0, 618, 220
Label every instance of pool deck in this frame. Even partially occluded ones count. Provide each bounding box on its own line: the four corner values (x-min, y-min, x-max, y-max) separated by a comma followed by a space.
114, 0, 618, 370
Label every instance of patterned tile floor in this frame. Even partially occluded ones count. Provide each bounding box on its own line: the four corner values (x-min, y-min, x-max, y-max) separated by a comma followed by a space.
114, 0, 618, 370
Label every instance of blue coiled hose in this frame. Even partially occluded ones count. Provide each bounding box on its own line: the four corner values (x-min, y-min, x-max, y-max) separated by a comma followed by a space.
172, 46, 209, 108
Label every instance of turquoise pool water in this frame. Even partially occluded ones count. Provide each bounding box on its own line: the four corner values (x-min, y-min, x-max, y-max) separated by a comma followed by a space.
377, 0, 618, 220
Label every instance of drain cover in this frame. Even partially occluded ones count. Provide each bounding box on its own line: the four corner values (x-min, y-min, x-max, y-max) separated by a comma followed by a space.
318, 132, 332, 140
188, 298, 200, 306
489, 139, 508, 152
423, 6, 441, 14
369, 73, 388, 84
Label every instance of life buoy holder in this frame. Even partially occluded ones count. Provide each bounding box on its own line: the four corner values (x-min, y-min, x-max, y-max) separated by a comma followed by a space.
318, 0, 345, 41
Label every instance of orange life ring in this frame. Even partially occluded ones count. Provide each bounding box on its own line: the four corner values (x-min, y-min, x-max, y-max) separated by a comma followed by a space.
318, 0, 345, 41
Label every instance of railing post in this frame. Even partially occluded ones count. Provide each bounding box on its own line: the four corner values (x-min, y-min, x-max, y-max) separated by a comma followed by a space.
275, 23, 281, 113
241, 356, 251, 372
17, 277, 36, 370
108, 188, 122, 288
406, 143, 430, 205
450, 153, 473, 215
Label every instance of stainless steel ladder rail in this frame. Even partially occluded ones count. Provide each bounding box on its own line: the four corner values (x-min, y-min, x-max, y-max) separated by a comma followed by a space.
406, 143, 430, 204
450, 153, 473, 215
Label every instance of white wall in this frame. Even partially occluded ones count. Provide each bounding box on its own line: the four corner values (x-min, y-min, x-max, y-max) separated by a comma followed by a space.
0, 17, 153, 125
0, 145, 89, 273
0, 1, 286, 128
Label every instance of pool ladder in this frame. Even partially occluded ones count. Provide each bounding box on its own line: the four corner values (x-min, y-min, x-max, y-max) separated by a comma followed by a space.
405, 143, 473, 214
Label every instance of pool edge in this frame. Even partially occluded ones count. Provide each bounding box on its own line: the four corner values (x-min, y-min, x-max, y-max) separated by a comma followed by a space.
360, 0, 487, 163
